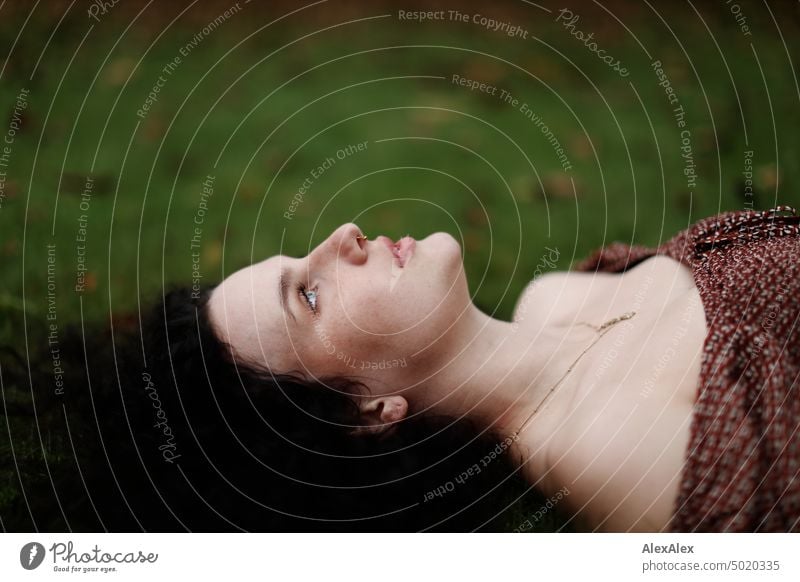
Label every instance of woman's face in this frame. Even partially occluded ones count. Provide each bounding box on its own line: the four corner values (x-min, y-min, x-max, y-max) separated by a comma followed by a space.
207, 223, 468, 386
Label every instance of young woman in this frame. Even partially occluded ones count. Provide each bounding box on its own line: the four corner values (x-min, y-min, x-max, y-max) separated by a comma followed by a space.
206, 205, 800, 532
4, 206, 798, 532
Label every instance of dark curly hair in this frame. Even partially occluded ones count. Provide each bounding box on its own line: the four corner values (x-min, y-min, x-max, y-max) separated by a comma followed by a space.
1, 286, 537, 532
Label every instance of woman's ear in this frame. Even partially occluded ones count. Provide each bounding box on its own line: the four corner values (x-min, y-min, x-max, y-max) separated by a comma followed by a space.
352, 395, 408, 437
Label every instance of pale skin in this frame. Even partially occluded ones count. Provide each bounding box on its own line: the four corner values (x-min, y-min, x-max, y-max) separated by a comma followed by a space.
208, 223, 707, 532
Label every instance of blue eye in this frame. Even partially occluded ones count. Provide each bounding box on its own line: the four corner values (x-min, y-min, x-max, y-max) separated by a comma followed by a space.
298, 284, 318, 313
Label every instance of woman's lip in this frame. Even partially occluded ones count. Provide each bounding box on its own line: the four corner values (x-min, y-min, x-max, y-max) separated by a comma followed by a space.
396, 236, 415, 267
376, 235, 415, 268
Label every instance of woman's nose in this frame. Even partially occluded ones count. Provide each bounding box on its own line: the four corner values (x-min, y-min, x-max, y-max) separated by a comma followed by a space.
319, 223, 367, 265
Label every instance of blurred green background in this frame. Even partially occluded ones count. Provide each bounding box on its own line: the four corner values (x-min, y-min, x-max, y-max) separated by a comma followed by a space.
1, 0, 799, 531
2, 0, 799, 326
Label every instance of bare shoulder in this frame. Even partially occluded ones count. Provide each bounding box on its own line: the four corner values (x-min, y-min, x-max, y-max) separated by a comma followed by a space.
512, 266, 605, 321
515, 255, 705, 531
513, 254, 695, 326
512, 271, 572, 327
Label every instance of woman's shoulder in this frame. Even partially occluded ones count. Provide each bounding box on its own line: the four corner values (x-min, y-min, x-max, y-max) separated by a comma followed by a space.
571, 241, 657, 273
571, 206, 800, 274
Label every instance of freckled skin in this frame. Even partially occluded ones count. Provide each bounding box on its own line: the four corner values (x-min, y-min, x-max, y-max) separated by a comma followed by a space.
207, 223, 468, 389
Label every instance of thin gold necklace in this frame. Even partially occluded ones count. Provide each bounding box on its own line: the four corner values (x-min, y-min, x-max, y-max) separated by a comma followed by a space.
510, 311, 637, 440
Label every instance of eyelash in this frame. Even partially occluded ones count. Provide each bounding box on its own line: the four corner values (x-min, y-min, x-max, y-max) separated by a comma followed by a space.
297, 283, 319, 314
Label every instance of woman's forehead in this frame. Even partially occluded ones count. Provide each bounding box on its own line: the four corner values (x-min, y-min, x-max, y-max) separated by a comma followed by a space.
207, 256, 294, 367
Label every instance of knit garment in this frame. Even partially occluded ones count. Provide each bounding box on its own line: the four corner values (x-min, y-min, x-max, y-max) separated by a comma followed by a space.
572, 206, 800, 532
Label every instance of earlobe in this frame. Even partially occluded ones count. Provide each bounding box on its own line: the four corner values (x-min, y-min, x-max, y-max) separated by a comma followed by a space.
354, 395, 408, 436
379, 396, 408, 424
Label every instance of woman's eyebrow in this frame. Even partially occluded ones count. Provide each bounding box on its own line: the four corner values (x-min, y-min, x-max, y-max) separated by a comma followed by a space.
278, 269, 296, 323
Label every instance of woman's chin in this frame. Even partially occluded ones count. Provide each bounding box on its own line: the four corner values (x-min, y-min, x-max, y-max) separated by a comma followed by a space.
421, 231, 463, 265
417, 231, 470, 306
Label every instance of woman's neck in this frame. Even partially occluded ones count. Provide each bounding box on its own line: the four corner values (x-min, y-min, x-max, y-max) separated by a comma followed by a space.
407, 303, 599, 438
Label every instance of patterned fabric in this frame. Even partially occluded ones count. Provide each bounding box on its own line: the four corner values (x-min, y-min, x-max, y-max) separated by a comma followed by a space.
572, 206, 800, 532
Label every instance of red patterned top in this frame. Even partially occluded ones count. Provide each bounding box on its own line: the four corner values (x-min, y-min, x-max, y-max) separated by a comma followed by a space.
572, 206, 800, 532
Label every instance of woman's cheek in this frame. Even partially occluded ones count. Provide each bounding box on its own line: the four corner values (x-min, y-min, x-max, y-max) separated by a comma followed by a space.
339, 289, 393, 332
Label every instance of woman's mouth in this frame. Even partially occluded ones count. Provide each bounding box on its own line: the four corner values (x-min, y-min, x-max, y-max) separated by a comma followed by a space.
379, 235, 416, 268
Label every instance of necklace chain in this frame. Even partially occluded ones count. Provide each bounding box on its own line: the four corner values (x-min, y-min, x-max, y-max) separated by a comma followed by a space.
511, 311, 637, 440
